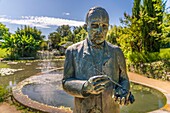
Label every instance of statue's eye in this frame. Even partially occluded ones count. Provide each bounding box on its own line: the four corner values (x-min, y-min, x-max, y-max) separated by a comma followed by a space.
102, 25, 108, 29
91, 24, 99, 28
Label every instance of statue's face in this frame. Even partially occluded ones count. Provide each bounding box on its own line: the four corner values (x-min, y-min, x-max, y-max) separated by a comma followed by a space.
87, 13, 109, 45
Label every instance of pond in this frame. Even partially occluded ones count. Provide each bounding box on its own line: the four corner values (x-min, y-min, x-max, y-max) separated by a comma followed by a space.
121, 82, 166, 113
0, 60, 64, 87
0, 60, 167, 113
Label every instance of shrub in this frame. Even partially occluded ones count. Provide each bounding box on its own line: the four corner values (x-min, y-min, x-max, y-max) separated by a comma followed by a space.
126, 48, 170, 80
0, 86, 8, 102
127, 52, 160, 64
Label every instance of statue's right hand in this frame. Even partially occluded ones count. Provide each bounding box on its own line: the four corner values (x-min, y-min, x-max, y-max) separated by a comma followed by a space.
82, 75, 110, 95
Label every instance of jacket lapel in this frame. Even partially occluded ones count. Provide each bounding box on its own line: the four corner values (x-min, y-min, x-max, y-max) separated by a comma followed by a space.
82, 39, 93, 63
82, 39, 111, 65
103, 41, 111, 65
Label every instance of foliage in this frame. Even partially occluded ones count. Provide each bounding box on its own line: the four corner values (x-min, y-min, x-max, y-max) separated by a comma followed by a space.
132, 0, 141, 19
160, 48, 170, 53
128, 60, 170, 80
106, 0, 170, 73
48, 32, 61, 49
106, 25, 121, 45
127, 52, 160, 64
0, 85, 8, 102
161, 13, 170, 48
58, 41, 67, 47
109, 0, 166, 56
118, 17, 144, 55
2, 34, 40, 59
40, 41, 48, 50
15, 25, 45, 41
1, 25, 43, 59
0, 23, 10, 40
0, 48, 9, 58
56, 25, 73, 42
127, 48, 170, 64
141, 0, 166, 52
72, 26, 87, 43
159, 48, 170, 60
56, 25, 87, 43
47, 25, 87, 55
127, 48, 170, 80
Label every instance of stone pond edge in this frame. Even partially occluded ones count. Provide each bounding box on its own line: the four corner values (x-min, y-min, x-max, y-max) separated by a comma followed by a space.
12, 70, 170, 113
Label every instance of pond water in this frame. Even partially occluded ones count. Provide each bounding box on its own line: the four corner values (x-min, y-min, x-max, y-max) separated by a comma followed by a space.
0, 60, 167, 113
0, 60, 64, 87
121, 83, 166, 113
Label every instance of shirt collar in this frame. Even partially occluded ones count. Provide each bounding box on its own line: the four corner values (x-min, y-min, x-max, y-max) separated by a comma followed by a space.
87, 38, 104, 49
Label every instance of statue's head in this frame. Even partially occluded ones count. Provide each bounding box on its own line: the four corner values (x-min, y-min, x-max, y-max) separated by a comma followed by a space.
86, 6, 109, 45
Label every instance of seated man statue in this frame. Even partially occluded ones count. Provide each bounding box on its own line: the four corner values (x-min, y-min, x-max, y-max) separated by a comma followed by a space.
62, 6, 134, 113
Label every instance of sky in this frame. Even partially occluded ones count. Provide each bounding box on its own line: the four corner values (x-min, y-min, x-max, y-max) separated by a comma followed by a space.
0, 0, 170, 38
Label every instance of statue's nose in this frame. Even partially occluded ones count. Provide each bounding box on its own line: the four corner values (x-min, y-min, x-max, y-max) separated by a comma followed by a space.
97, 26, 103, 33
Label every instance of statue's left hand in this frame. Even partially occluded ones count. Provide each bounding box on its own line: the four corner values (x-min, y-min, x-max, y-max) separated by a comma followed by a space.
113, 88, 133, 105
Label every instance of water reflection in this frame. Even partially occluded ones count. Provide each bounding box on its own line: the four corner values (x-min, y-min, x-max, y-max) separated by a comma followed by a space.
120, 83, 166, 113
22, 83, 74, 108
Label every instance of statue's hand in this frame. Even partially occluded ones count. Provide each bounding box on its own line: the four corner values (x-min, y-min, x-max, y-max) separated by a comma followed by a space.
113, 87, 130, 105
82, 75, 110, 95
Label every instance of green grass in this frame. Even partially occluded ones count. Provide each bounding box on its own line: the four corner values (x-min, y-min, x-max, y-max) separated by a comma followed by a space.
0, 48, 8, 58
0, 85, 8, 102
160, 48, 170, 53
160, 48, 170, 60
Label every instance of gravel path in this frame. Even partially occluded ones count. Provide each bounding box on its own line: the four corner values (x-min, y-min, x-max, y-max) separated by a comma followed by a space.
0, 102, 21, 113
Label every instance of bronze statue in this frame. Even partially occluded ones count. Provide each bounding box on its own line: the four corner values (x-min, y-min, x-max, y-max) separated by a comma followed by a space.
62, 6, 134, 113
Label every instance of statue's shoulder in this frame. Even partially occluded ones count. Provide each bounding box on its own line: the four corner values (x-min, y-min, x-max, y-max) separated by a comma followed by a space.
106, 41, 121, 51
105, 41, 124, 57
66, 40, 84, 51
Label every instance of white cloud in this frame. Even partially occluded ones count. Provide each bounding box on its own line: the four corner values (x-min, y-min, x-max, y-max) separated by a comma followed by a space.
0, 16, 85, 28
0, 15, 7, 17
63, 12, 70, 16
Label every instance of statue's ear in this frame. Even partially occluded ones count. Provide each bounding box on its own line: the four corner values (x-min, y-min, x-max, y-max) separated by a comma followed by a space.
83, 24, 87, 32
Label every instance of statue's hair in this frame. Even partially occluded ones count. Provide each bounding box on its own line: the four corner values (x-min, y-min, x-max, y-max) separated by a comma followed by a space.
85, 6, 109, 24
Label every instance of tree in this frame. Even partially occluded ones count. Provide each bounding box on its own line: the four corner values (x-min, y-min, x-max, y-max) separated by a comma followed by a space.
117, 12, 144, 55
15, 25, 45, 41
56, 25, 73, 42
106, 25, 122, 45
117, 0, 166, 54
2, 25, 43, 59
72, 26, 87, 43
161, 12, 170, 48
132, 0, 141, 19
0, 23, 10, 42
48, 32, 61, 49
141, 0, 166, 52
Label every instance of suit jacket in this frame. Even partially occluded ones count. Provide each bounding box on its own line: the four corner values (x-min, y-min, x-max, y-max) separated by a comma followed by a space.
62, 38, 130, 113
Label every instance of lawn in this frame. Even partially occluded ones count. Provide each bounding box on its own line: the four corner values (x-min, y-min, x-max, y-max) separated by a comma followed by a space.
160, 48, 170, 60
160, 48, 170, 53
